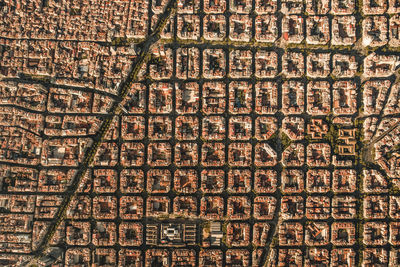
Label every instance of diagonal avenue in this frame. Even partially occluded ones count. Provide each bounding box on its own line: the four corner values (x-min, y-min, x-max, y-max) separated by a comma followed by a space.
24, 0, 177, 265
